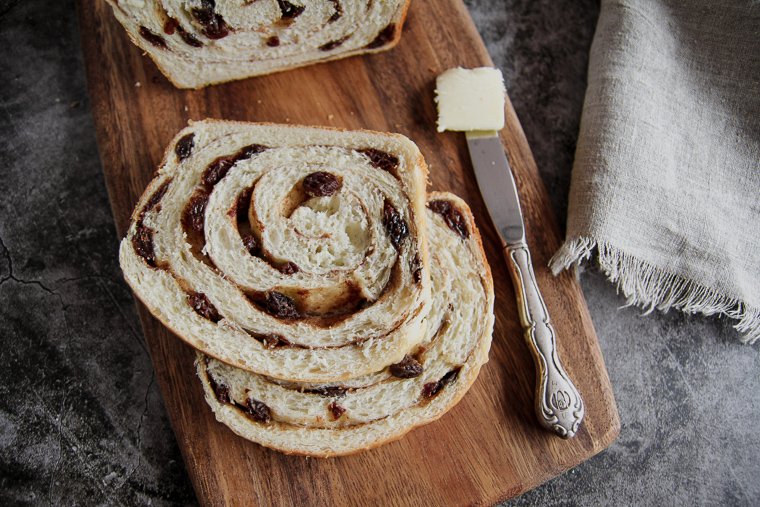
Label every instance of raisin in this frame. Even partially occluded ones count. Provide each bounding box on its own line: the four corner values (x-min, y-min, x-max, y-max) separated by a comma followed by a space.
277, 0, 305, 19
328, 401, 346, 420
265, 291, 300, 319
303, 386, 348, 397
422, 382, 441, 399
207, 374, 230, 404
188, 291, 221, 322
175, 133, 195, 160
163, 18, 179, 35
202, 156, 234, 187
183, 190, 210, 235
359, 148, 399, 173
366, 24, 395, 49
278, 262, 300, 275
241, 234, 258, 256
382, 200, 408, 250
202, 145, 267, 188
429, 200, 469, 238
319, 36, 349, 51
139, 26, 168, 48
245, 397, 272, 423
328, 0, 343, 22
177, 26, 204, 47
235, 144, 268, 160
235, 187, 254, 223
266, 36, 280, 47
192, 0, 230, 39
132, 222, 157, 267
441, 367, 461, 386
389, 355, 423, 378
422, 368, 461, 399
410, 254, 422, 284
302, 171, 341, 197
258, 333, 290, 349
142, 180, 171, 216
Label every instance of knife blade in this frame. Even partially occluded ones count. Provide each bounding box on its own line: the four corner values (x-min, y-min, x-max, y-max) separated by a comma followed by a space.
464, 131, 525, 246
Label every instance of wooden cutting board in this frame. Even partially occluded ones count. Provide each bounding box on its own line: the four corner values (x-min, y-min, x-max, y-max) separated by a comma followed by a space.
78, 1, 619, 505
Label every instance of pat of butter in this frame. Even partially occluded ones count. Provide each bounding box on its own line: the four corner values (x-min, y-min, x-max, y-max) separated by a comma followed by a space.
435, 67, 506, 132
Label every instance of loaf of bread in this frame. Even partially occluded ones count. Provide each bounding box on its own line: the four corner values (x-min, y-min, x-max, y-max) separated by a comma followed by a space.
105, 0, 410, 88
196, 192, 494, 456
119, 120, 430, 383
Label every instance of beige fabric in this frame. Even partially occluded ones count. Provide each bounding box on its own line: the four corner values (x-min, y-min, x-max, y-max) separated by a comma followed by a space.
550, 0, 760, 343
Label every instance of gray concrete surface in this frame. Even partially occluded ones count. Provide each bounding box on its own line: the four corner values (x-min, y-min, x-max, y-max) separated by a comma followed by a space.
1, 0, 758, 505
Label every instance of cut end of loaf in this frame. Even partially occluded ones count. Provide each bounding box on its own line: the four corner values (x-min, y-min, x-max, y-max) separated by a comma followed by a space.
105, 0, 411, 89
119, 120, 432, 383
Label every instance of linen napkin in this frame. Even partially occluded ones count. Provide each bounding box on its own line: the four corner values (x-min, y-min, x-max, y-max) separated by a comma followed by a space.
550, 0, 760, 342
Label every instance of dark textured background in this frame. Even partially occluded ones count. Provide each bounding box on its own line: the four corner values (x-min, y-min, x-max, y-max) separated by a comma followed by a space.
1, 0, 758, 505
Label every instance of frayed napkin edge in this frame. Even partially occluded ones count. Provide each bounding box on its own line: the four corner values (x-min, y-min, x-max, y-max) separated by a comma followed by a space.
549, 236, 760, 344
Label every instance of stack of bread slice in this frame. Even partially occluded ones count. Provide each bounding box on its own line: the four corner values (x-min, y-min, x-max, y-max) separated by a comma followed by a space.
120, 120, 494, 456
105, 0, 410, 88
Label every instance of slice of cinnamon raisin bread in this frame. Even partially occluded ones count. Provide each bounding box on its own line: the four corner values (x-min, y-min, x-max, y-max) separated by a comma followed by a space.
119, 120, 430, 383
196, 192, 494, 456
105, 0, 411, 88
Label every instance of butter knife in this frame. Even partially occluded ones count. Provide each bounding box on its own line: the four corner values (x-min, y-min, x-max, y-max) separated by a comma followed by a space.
466, 130, 584, 438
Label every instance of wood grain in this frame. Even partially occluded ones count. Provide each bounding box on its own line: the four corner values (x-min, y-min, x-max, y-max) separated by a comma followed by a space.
77, 1, 620, 505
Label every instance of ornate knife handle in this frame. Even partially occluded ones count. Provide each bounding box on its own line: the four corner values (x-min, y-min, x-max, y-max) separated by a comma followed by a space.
505, 241, 584, 438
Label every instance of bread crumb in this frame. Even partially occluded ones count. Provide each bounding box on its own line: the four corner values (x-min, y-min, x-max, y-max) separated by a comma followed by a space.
257, 99, 262, 104
135, 81, 142, 88
328, 114, 335, 120
184, 105, 189, 112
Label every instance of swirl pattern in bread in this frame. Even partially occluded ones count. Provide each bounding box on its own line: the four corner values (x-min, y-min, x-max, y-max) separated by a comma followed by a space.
196, 192, 494, 456
105, 0, 410, 88
119, 120, 430, 382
